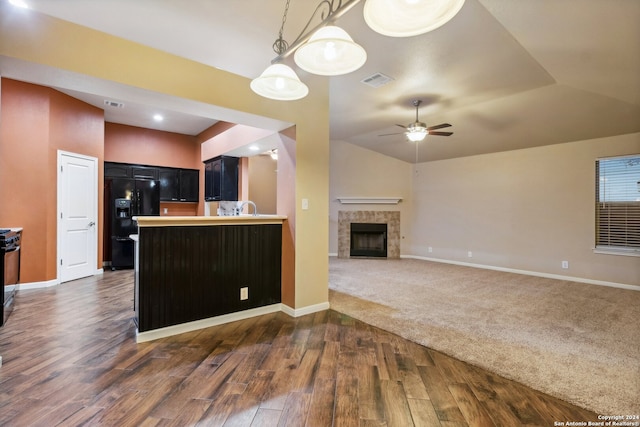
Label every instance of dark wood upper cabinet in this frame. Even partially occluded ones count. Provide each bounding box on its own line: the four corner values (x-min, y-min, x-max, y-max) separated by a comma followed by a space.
158, 168, 180, 201
106, 162, 199, 202
179, 169, 199, 202
158, 167, 199, 202
104, 163, 132, 178
131, 165, 159, 180
204, 156, 239, 201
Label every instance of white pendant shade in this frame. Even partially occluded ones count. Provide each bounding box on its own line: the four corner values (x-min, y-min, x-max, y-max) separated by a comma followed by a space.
250, 63, 309, 101
364, 0, 466, 37
294, 26, 367, 76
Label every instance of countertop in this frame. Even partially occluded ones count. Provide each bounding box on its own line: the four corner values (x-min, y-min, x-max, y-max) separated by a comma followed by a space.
134, 215, 287, 227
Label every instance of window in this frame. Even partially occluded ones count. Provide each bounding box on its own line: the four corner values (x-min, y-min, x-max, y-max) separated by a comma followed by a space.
595, 155, 640, 255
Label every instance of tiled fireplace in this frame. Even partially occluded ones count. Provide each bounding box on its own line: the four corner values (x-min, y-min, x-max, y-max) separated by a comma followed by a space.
338, 211, 400, 258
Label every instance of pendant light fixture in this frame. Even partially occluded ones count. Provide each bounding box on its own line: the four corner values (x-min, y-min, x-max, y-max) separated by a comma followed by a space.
294, 25, 366, 76
251, 0, 309, 101
364, 0, 466, 37
251, 0, 465, 100
250, 63, 309, 100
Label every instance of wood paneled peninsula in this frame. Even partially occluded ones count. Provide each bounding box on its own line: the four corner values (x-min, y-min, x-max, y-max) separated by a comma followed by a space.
133, 215, 286, 342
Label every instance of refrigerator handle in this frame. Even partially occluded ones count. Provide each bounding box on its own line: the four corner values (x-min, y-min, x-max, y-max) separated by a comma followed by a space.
131, 189, 137, 216
136, 189, 142, 216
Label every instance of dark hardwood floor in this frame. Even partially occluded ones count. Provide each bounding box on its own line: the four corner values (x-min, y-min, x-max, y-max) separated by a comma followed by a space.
0, 270, 599, 426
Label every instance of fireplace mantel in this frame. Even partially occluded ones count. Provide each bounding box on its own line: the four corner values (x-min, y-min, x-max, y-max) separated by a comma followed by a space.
336, 197, 402, 205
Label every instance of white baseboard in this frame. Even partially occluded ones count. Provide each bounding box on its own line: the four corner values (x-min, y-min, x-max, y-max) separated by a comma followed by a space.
17, 269, 105, 291
401, 255, 640, 292
136, 304, 282, 343
281, 301, 330, 317
18, 279, 59, 291
137, 301, 332, 342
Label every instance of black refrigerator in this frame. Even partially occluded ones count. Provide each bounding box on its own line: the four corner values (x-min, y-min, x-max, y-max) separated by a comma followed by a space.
107, 178, 160, 269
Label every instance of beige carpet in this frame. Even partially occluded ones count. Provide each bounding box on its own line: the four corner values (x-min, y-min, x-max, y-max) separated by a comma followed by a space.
328, 257, 640, 415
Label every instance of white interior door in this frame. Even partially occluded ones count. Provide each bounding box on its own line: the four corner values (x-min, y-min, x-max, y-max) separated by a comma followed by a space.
58, 151, 98, 283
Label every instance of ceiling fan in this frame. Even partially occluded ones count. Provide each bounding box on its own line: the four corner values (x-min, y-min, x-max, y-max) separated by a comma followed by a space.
380, 100, 453, 142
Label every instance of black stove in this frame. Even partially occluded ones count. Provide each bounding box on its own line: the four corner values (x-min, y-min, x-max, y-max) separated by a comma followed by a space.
0, 229, 20, 250
1, 228, 22, 327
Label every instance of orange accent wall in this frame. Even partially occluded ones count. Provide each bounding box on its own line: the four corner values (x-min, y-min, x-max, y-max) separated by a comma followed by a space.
105, 122, 200, 169
160, 202, 198, 216
0, 78, 104, 283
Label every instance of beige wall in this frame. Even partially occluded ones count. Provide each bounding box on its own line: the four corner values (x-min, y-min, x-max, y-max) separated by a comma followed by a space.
329, 139, 413, 255
330, 134, 639, 286
408, 133, 640, 286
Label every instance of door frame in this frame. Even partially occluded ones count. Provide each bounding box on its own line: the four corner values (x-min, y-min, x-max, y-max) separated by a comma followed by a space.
57, 150, 100, 283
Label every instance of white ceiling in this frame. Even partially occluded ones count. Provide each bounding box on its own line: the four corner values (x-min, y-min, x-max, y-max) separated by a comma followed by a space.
3, 0, 639, 163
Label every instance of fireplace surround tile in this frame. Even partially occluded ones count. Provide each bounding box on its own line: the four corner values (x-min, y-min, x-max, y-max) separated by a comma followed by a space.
338, 211, 400, 258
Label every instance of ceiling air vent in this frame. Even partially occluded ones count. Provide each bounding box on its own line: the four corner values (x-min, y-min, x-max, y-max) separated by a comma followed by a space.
361, 72, 394, 88
104, 100, 125, 108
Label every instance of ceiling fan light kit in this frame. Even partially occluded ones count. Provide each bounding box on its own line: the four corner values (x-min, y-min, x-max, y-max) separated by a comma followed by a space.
363, 0, 466, 37
378, 100, 453, 141
251, 0, 465, 100
405, 124, 428, 141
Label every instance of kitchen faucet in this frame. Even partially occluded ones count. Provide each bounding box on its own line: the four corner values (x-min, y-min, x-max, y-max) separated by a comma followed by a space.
239, 200, 258, 216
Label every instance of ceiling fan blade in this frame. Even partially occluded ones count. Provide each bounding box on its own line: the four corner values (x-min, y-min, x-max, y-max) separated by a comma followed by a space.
395, 124, 408, 129
428, 131, 453, 136
378, 132, 404, 136
426, 123, 452, 131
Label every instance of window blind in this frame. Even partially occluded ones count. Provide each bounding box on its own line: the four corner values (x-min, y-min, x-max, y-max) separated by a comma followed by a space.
595, 155, 640, 252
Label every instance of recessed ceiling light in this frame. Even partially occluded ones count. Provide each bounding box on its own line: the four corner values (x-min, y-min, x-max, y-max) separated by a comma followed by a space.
249, 145, 260, 151
153, 114, 164, 122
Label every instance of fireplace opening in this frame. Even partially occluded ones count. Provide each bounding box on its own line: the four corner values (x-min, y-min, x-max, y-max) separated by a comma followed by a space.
350, 223, 387, 258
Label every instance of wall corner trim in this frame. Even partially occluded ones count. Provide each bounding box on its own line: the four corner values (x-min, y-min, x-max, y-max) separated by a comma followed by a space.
281, 302, 330, 317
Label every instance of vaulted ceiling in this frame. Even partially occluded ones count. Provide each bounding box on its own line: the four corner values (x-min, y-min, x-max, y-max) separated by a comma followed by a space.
2, 0, 639, 162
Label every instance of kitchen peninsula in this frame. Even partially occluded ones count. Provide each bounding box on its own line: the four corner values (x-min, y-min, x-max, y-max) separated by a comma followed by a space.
133, 215, 286, 342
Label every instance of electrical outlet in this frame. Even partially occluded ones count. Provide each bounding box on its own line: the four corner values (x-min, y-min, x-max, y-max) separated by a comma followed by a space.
428, 247, 433, 253
302, 198, 309, 210
562, 261, 569, 269
468, 251, 473, 258
163, 207, 168, 214
240, 287, 248, 300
